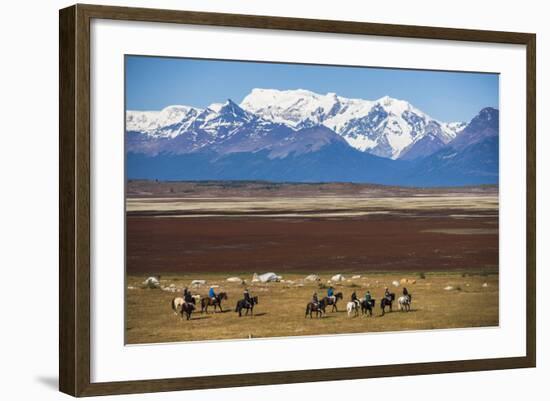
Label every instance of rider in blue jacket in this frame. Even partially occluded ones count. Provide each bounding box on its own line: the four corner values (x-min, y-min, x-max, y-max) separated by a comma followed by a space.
327, 286, 334, 298
208, 286, 216, 299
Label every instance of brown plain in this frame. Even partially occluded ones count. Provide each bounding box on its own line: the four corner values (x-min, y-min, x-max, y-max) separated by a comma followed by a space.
125, 181, 498, 343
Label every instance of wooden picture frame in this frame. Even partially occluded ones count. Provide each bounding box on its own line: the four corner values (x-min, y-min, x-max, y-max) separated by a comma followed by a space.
59, 3, 536, 397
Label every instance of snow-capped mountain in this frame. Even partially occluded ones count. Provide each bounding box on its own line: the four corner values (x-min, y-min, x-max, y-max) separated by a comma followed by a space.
240, 89, 465, 159
127, 88, 466, 160
126, 105, 201, 138
126, 102, 499, 187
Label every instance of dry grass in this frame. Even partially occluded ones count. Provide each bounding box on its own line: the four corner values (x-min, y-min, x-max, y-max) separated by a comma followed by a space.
126, 271, 498, 344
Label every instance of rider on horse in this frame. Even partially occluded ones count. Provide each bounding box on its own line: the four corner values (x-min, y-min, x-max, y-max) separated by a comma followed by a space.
403, 287, 409, 297
364, 290, 372, 304
209, 286, 216, 302
312, 292, 319, 307
183, 287, 193, 304
384, 287, 392, 301
351, 291, 359, 305
327, 286, 336, 303
243, 288, 252, 307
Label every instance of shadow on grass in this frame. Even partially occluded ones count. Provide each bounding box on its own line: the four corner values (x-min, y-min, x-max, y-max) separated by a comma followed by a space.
190, 315, 212, 320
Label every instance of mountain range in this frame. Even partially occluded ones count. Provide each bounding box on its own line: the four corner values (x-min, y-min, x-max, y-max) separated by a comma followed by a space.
126, 89, 499, 186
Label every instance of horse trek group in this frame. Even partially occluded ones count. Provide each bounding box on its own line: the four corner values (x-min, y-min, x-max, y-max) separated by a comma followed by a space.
171, 284, 412, 321
305, 286, 412, 318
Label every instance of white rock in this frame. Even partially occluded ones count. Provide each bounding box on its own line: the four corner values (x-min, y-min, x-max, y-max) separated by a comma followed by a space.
331, 274, 345, 282
252, 272, 281, 283
190, 279, 206, 287
482, 282, 488, 288
392, 280, 400, 287
304, 274, 321, 282
444, 286, 454, 291
142, 276, 161, 289
226, 277, 244, 284
352, 275, 361, 279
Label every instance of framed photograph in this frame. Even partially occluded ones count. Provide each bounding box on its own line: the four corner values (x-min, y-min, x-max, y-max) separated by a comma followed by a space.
59, 4, 536, 397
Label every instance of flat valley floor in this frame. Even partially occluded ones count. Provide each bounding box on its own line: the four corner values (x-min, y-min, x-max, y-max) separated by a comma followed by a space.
125, 181, 499, 344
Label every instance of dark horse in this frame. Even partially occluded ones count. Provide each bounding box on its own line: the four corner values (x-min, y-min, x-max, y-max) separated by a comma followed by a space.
180, 302, 195, 320
305, 299, 326, 318
360, 299, 376, 317
201, 292, 228, 313
380, 293, 395, 316
235, 296, 259, 317
322, 292, 344, 312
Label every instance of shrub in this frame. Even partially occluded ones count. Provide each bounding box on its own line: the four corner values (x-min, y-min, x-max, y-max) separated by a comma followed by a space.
418, 272, 426, 280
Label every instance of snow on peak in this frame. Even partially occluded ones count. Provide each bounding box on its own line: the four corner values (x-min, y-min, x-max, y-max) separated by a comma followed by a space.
126, 104, 201, 137
126, 88, 470, 160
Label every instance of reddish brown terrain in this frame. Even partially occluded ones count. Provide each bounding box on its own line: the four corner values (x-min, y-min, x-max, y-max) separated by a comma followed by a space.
126, 181, 498, 275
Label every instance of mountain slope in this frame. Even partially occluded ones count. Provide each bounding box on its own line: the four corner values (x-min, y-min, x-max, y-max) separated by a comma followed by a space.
125, 91, 497, 187
240, 89, 465, 159
405, 108, 499, 186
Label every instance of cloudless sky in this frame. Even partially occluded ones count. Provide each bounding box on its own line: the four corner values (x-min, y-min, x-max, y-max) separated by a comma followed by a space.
125, 55, 499, 123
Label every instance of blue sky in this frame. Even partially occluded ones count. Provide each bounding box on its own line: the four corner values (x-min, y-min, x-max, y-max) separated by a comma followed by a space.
125, 55, 499, 123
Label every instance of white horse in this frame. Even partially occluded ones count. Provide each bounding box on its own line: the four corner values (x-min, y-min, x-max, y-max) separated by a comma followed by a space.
171, 295, 201, 315
346, 301, 360, 317
171, 297, 184, 315
398, 294, 412, 312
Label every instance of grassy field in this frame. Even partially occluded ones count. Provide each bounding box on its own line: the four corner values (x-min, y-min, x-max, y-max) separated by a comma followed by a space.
126, 271, 498, 344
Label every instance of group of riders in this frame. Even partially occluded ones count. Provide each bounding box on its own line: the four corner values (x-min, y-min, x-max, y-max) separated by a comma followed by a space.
311, 285, 410, 311
181, 285, 255, 309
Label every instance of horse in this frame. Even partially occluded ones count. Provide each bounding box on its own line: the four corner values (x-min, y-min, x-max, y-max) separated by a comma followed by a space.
346, 300, 360, 317
180, 302, 195, 320
322, 292, 344, 312
171, 294, 197, 313
235, 296, 259, 317
201, 292, 228, 313
360, 299, 376, 317
398, 294, 412, 312
305, 299, 326, 318
380, 293, 395, 316
171, 297, 195, 320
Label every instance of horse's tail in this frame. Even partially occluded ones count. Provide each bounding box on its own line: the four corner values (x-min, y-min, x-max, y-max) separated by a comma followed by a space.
171, 298, 176, 311
305, 304, 310, 318
235, 301, 240, 312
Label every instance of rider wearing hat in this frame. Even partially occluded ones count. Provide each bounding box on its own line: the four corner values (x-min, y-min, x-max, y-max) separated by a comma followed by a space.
208, 286, 216, 301
327, 286, 336, 303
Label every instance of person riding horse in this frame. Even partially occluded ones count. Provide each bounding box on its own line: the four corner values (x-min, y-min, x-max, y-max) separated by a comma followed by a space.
312, 292, 319, 307
364, 290, 372, 304
208, 286, 216, 302
351, 291, 359, 305
243, 288, 252, 307
403, 287, 409, 297
183, 287, 194, 305
384, 287, 392, 301
327, 286, 336, 303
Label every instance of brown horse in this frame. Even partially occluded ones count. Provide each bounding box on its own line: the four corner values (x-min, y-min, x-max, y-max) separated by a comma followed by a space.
305, 299, 326, 318
322, 292, 343, 312
201, 292, 228, 313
